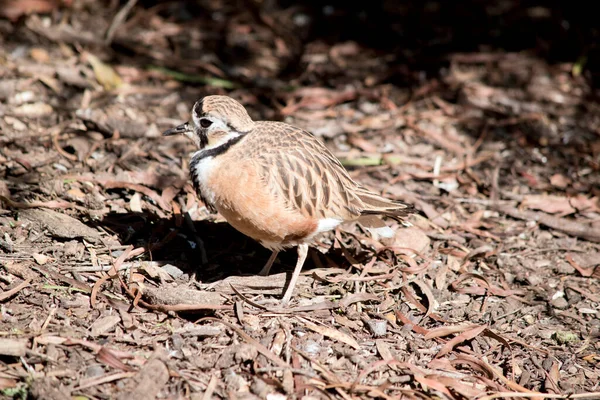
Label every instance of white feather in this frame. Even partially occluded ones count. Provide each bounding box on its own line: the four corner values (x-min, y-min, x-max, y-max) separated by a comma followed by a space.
192, 151, 218, 206
366, 226, 395, 239
316, 218, 343, 233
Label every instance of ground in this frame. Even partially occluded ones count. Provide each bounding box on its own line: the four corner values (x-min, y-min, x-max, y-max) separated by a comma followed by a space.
0, 1, 599, 399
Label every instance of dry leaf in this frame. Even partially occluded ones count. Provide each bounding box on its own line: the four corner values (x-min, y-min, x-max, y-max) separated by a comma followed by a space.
435, 325, 487, 358
298, 317, 360, 349
130, 272, 145, 283
569, 194, 600, 213
521, 194, 599, 215
85, 53, 123, 90
0, 377, 18, 390
566, 254, 599, 278
90, 315, 121, 336
521, 194, 576, 214
544, 359, 561, 394
66, 187, 86, 201
550, 173, 570, 188
375, 339, 398, 370
0, 0, 67, 21
32, 253, 50, 265
0, 338, 28, 357
434, 376, 486, 398
129, 192, 142, 213
414, 375, 454, 397
140, 262, 173, 282
393, 226, 431, 253
31, 335, 66, 345
13, 102, 53, 118
30, 47, 50, 62
425, 324, 480, 339
96, 347, 135, 372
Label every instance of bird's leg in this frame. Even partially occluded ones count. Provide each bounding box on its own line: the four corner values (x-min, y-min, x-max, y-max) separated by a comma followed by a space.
258, 250, 279, 276
280, 244, 308, 304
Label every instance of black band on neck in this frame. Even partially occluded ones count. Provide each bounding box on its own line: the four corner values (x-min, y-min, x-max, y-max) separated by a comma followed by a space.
191, 133, 247, 167
188, 134, 246, 213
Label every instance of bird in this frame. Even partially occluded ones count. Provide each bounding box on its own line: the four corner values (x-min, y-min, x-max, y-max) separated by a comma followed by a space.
163, 95, 414, 304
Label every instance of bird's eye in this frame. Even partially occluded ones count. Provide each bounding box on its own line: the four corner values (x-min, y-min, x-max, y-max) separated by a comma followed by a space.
200, 119, 212, 128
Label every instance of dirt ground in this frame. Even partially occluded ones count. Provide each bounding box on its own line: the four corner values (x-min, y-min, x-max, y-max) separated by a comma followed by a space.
1, 1, 599, 399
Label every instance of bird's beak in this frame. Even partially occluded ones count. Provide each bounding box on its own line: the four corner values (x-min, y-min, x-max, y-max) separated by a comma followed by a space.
163, 122, 191, 136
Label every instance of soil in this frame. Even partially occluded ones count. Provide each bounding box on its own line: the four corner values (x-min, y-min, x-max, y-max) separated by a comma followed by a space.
1, 1, 599, 399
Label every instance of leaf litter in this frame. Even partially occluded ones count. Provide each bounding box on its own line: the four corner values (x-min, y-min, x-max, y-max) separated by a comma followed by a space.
1, 1, 600, 399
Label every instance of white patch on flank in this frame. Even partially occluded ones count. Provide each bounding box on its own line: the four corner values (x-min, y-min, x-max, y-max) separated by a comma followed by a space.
316, 218, 343, 234
366, 226, 395, 240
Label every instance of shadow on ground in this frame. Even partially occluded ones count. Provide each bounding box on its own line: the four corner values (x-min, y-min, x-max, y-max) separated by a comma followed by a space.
95, 210, 333, 283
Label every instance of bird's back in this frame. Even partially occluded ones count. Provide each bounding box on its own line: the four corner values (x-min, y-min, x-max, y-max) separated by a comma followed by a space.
239, 121, 365, 221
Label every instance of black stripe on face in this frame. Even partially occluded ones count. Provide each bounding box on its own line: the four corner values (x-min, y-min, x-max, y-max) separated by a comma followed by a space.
192, 99, 204, 119
194, 127, 209, 148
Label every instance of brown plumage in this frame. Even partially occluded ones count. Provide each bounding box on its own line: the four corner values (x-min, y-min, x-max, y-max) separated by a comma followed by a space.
163, 95, 414, 303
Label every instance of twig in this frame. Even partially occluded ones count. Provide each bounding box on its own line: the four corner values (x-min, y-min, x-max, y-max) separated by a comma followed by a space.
105, 0, 138, 44
453, 198, 514, 205
478, 392, 600, 400
0, 195, 87, 211
140, 302, 232, 312
91, 245, 134, 308
0, 279, 31, 302
197, 317, 289, 368
40, 306, 57, 332
60, 264, 134, 272
201, 374, 218, 400
60, 260, 167, 273
73, 371, 136, 391
387, 152, 495, 185
52, 130, 78, 161
229, 284, 269, 310
255, 367, 319, 378
493, 204, 600, 243
35, 265, 131, 311
406, 119, 467, 155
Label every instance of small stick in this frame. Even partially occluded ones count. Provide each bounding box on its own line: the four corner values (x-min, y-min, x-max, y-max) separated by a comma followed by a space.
0, 279, 31, 302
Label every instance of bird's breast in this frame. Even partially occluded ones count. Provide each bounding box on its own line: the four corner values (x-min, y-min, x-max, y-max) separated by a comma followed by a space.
201, 159, 321, 248
189, 153, 218, 212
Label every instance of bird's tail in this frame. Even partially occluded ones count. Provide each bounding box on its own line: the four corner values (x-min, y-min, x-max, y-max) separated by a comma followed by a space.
356, 187, 414, 221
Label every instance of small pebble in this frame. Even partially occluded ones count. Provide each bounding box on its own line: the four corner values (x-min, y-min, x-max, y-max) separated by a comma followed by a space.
170, 334, 184, 351
551, 297, 569, 309
523, 315, 535, 325
568, 366, 579, 374
554, 261, 575, 275
162, 264, 184, 279
234, 343, 258, 362
526, 274, 543, 286
366, 319, 387, 337
53, 163, 68, 172
85, 364, 105, 378
303, 339, 320, 356
553, 331, 579, 345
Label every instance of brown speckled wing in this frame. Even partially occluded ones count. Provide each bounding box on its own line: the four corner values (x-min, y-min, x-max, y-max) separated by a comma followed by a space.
247, 121, 364, 221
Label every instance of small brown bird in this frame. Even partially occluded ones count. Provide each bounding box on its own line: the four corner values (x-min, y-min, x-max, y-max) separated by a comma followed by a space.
164, 95, 413, 303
